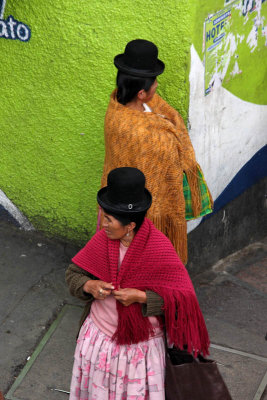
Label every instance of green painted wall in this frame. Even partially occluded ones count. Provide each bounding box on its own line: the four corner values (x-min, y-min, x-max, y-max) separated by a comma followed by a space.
0, 0, 195, 243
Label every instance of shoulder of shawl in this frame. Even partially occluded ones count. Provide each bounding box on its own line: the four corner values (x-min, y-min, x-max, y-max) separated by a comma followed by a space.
85, 229, 108, 251
148, 93, 165, 108
148, 94, 184, 124
148, 93, 174, 111
106, 91, 160, 121
106, 90, 119, 111
105, 93, 181, 154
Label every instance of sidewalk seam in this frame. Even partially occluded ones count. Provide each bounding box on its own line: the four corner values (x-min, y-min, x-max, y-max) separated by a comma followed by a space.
5, 304, 76, 400
211, 343, 267, 363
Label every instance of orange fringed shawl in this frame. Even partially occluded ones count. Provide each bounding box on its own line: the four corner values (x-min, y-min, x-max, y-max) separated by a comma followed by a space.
101, 91, 213, 263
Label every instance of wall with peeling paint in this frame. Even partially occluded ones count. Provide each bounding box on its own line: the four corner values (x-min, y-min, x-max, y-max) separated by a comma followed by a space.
188, 0, 266, 234
0, 0, 195, 243
187, 0, 267, 270
193, 0, 267, 104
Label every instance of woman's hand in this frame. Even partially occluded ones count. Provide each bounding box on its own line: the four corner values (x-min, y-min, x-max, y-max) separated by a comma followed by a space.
83, 280, 114, 300
112, 288, 147, 307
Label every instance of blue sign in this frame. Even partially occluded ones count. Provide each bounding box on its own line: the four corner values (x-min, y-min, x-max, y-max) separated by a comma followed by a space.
0, 0, 31, 42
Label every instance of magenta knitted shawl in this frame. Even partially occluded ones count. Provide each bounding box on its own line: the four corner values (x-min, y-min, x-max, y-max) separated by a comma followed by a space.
72, 218, 210, 356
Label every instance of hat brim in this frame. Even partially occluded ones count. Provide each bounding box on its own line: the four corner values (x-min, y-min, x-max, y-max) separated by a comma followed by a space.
114, 54, 165, 77
97, 186, 152, 214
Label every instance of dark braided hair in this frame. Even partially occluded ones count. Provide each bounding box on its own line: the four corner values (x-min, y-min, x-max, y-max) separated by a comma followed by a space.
116, 71, 155, 105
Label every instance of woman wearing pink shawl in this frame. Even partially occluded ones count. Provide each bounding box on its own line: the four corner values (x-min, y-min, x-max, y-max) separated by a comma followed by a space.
66, 167, 209, 400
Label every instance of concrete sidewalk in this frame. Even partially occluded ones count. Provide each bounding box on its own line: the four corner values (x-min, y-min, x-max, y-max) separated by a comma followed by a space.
0, 219, 266, 399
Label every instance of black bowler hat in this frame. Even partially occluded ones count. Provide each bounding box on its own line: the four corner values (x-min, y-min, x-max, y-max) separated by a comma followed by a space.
114, 39, 165, 78
97, 167, 152, 214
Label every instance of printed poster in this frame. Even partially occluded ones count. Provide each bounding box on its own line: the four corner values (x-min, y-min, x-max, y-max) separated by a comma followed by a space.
204, 0, 267, 96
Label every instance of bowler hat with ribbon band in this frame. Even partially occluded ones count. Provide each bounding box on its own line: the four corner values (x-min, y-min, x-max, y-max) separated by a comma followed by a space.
97, 167, 152, 214
114, 39, 165, 78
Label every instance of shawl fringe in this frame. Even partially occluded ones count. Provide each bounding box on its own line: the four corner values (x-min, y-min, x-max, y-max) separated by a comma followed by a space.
160, 288, 210, 356
112, 288, 210, 357
112, 302, 154, 345
147, 213, 187, 264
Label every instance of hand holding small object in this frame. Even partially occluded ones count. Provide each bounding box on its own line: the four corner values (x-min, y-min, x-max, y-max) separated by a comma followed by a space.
112, 287, 147, 306
83, 280, 114, 300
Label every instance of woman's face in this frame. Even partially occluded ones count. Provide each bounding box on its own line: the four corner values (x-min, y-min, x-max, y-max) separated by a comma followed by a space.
102, 211, 129, 240
144, 79, 158, 102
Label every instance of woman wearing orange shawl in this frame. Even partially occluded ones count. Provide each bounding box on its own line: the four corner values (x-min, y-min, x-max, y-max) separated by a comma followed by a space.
101, 39, 213, 264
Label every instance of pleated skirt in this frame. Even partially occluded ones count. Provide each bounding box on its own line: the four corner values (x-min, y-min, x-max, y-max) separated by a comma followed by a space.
69, 315, 165, 400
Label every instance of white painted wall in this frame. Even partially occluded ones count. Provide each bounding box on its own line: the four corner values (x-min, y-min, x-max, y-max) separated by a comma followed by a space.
187, 45, 267, 233
0, 190, 34, 230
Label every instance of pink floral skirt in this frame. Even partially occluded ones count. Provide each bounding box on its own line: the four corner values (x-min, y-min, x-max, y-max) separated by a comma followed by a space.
69, 315, 165, 400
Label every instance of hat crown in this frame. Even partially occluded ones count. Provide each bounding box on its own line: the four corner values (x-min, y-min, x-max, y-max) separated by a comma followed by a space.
124, 39, 158, 70
97, 167, 152, 214
107, 167, 145, 204
114, 39, 165, 78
